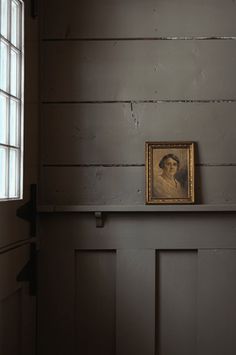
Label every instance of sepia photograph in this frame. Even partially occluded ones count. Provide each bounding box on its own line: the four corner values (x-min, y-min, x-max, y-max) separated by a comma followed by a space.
146, 142, 195, 204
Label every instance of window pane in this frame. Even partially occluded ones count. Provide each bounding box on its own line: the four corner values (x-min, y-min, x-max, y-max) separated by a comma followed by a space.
0, 94, 8, 144
0, 146, 7, 198
1, 0, 9, 39
9, 99, 19, 146
11, 0, 20, 47
9, 148, 18, 197
10, 48, 19, 97
0, 40, 9, 91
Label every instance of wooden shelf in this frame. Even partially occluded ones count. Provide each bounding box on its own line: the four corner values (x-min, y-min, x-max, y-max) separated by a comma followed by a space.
37, 204, 236, 213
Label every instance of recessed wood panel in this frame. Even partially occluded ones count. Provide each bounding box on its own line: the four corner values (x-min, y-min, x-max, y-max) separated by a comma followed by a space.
157, 251, 197, 355
41, 102, 236, 165
75, 250, 116, 355
116, 249, 155, 355
41, 0, 236, 38
40, 166, 236, 205
41, 41, 236, 101
198, 249, 236, 355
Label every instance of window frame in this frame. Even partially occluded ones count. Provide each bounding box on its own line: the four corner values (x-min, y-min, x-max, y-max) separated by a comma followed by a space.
0, 0, 24, 201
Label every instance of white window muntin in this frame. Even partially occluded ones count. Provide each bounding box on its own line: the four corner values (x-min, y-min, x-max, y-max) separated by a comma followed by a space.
0, 0, 24, 200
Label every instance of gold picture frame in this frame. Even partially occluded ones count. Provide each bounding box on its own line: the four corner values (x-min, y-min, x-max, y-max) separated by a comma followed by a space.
146, 142, 195, 204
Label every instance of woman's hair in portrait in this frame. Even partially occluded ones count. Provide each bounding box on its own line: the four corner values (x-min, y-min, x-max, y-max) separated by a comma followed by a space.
159, 154, 180, 169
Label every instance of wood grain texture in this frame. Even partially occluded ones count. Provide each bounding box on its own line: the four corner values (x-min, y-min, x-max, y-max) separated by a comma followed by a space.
40, 166, 236, 205
41, 40, 236, 101
0, 290, 21, 355
157, 251, 197, 355
38, 221, 75, 355
0, 245, 36, 355
0, 202, 31, 249
116, 250, 155, 355
75, 251, 116, 355
41, 102, 236, 165
0, 245, 29, 300
39, 213, 236, 250
198, 250, 236, 355
41, 0, 236, 38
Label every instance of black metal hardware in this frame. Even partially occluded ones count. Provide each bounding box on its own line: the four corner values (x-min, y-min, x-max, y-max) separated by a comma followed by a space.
16, 184, 37, 237
95, 212, 104, 228
17, 243, 37, 296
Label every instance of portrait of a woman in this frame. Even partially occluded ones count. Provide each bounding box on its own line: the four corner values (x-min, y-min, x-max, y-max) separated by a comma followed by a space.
146, 142, 194, 204
153, 153, 186, 199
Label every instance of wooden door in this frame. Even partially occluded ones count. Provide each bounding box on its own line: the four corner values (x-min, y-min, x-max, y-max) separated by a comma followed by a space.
0, 243, 36, 355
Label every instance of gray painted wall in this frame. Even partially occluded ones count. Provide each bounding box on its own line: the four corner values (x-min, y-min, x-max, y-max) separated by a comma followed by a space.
39, 1, 236, 354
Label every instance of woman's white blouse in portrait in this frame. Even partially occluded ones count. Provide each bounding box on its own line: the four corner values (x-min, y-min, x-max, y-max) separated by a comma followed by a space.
153, 154, 186, 198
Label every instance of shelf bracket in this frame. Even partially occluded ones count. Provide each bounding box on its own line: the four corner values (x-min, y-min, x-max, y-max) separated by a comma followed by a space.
16, 184, 37, 237
94, 212, 104, 228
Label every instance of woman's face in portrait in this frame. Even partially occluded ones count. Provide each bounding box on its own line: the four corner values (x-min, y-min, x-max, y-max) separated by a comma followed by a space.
162, 157, 178, 177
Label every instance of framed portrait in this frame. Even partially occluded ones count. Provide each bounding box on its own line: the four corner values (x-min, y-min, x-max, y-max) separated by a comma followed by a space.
146, 142, 195, 204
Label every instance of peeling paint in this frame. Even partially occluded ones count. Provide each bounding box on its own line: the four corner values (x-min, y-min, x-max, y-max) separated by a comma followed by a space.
95, 169, 103, 181
130, 101, 140, 129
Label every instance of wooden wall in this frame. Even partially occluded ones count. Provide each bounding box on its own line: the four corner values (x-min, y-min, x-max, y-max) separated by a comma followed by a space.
39, 0, 236, 205
39, 1, 236, 355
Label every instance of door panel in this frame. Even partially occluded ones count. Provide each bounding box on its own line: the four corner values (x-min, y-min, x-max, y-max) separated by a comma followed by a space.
39, 216, 236, 355
76, 250, 116, 354
157, 251, 197, 355
116, 249, 155, 355
0, 245, 36, 355
198, 249, 236, 355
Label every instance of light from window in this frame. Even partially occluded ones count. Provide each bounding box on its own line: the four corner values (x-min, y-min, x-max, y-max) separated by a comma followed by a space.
0, 0, 24, 200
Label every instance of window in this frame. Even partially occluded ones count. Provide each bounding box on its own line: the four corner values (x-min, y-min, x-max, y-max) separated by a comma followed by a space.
0, 0, 24, 200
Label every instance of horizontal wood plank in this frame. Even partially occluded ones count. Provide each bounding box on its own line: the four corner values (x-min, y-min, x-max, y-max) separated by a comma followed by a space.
41, 41, 236, 101
37, 204, 236, 213
41, 102, 236, 165
41, 0, 236, 38
40, 166, 236, 205
39, 213, 236, 250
